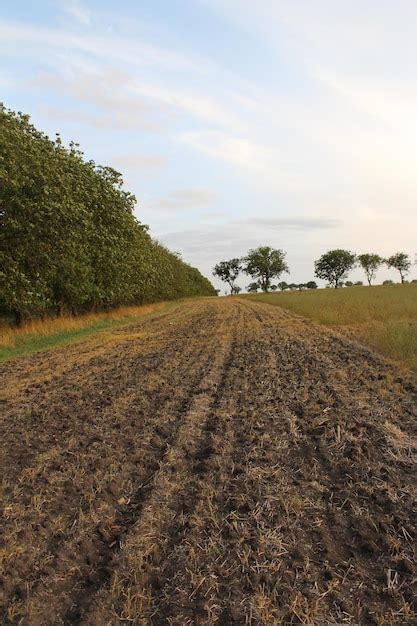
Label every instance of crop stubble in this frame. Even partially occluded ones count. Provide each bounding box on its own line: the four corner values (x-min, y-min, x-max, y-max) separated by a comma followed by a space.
0, 299, 416, 625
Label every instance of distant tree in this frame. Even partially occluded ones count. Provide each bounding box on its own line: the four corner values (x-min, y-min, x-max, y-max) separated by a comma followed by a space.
232, 285, 241, 295
288, 283, 298, 290
296, 283, 306, 291
383, 279, 394, 285
243, 246, 289, 293
345, 281, 354, 287
314, 249, 356, 289
246, 281, 259, 293
306, 281, 318, 289
357, 253, 383, 286
270, 284, 278, 291
386, 252, 411, 283
278, 281, 289, 291
354, 281, 363, 286
213, 258, 241, 295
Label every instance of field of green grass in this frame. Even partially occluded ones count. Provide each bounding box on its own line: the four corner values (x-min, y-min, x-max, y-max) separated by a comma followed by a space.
247, 284, 417, 371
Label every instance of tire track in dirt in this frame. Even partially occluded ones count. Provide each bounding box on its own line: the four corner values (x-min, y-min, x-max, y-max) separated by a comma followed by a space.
78, 305, 242, 625
1, 298, 416, 625
0, 304, 210, 478
1, 302, 230, 624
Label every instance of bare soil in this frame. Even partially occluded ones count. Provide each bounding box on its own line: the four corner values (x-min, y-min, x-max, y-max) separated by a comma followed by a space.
1, 298, 416, 625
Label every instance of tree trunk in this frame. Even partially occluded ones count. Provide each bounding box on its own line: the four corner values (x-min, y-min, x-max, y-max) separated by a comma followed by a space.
14, 309, 23, 327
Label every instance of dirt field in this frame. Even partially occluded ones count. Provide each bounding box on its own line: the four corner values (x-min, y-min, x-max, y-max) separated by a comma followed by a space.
1, 298, 416, 625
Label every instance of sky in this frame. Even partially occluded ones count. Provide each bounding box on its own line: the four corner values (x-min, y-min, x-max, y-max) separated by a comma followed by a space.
1, 0, 416, 289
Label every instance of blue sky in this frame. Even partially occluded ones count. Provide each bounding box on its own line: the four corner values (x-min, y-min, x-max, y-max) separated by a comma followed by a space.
1, 0, 416, 288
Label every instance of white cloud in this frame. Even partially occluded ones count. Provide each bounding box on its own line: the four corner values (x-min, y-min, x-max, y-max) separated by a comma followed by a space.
147, 188, 216, 211
0, 18, 201, 72
132, 83, 241, 129
162, 215, 340, 251
38, 104, 161, 131
2, 1, 416, 282
158, 215, 344, 288
111, 154, 167, 170
62, 0, 91, 26
180, 130, 271, 169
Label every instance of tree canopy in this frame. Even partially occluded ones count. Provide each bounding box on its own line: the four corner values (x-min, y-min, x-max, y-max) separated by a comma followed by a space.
314, 249, 356, 289
357, 253, 383, 286
243, 246, 289, 293
386, 252, 411, 283
0, 105, 216, 323
212, 258, 241, 295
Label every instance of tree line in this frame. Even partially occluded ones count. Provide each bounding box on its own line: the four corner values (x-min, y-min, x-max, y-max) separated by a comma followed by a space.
213, 247, 413, 293
0, 105, 216, 325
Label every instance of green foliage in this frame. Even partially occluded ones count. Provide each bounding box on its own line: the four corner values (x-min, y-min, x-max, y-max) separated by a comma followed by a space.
243, 246, 289, 293
213, 258, 241, 294
386, 252, 411, 283
246, 281, 259, 293
0, 105, 216, 322
314, 249, 356, 289
306, 281, 317, 289
357, 253, 383, 286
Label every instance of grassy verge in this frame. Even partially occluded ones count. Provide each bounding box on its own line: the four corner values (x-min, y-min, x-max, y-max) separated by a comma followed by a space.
0, 301, 182, 362
247, 284, 417, 371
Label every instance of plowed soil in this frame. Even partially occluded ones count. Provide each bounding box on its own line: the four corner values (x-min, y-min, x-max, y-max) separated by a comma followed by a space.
1, 298, 416, 625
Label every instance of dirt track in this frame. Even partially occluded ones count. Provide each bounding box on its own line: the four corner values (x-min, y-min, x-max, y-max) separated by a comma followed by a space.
1, 298, 416, 625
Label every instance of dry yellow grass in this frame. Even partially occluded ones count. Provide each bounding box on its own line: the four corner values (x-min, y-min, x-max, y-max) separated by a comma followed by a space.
247, 284, 417, 371
0, 302, 176, 360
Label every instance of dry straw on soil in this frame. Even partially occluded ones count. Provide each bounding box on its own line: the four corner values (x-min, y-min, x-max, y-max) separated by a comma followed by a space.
1, 298, 416, 625
248, 284, 417, 371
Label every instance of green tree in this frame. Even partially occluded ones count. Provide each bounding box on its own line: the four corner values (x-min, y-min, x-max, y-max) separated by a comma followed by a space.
277, 281, 289, 291
306, 281, 317, 289
246, 282, 259, 293
213, 258, 241, 295
314, 249, 356, 289
386, 252, 411, 283
357, 253, 383, 286
243, 246, 289, 293
0, 104, 216, 324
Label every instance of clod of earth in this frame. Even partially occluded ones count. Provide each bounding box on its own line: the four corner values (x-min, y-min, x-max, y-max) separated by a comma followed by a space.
0, 298, 416, 625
